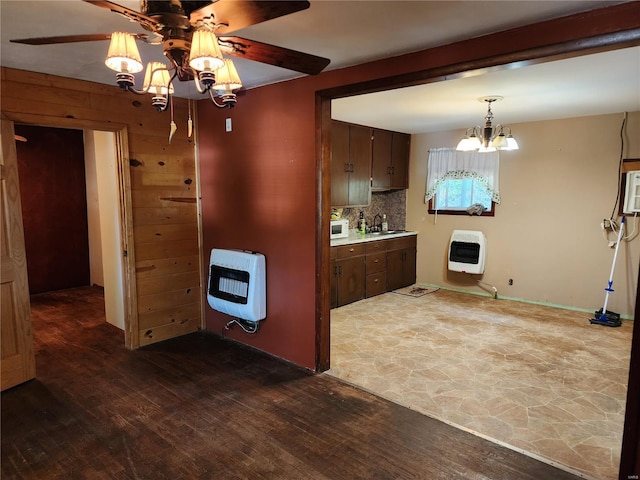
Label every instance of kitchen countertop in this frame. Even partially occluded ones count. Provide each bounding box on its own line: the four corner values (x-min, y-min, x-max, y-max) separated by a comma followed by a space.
331, 230, 417, 247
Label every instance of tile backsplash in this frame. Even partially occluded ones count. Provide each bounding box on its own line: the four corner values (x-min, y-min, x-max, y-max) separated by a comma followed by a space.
334, 190, 406, 231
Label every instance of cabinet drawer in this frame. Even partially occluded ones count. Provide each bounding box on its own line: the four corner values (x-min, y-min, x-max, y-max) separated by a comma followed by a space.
365, 240, 386, 253
366, 252, 386, 274
335, 243, 365, 259
366, 272, 387, 298
387, 235, 416, 251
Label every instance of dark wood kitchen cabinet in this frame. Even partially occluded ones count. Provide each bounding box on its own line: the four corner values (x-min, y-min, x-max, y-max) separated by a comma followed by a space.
371, 128, 410, 190
331, 243, 366, 308
331, 234, 417, 308
386, 235, 417, 291
331, 120, 372, 207
365, 240, 387, 298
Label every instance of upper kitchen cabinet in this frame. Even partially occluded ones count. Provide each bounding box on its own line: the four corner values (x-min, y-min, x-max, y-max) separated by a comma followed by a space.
331, 121, 372, 207
371, 128, 410, 190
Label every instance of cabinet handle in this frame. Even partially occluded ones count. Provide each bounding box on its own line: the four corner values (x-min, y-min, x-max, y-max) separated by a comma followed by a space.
391, 166, 395, 175
387, 166, 392, 175
374, 259, 379, 263
374, 279, 379, 283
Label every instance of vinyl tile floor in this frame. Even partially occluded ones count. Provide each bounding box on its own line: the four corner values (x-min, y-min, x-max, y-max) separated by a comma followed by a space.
326, 288, 633, 480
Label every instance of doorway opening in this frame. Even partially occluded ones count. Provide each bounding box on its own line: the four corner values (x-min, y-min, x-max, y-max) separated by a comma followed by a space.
15, 124, 125, 331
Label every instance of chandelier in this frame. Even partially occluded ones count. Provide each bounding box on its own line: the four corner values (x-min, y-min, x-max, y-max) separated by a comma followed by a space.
456, 96, 519, 152
105, 29, 242, 112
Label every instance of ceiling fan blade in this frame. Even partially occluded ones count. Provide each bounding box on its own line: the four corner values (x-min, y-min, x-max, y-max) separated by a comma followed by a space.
82, 0, 163, 32
10, 33, 151, 46
190, 1, 310, 34
219, 36, 330, 75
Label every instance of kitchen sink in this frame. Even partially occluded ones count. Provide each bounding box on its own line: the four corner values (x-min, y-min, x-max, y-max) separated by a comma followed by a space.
369, 230, 404, 236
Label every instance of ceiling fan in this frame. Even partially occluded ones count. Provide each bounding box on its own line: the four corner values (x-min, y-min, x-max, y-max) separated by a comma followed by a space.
10, 0, 331, 111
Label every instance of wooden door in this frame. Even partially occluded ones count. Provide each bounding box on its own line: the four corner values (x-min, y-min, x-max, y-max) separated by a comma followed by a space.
371, 128, 392, 190
1, 119, 35, 391
348, 124, 372, 206
330, 121, 350, 206
390, 132, 410, 189
337, 256, 365, 307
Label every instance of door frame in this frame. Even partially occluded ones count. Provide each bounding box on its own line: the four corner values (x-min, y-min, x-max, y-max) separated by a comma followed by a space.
4, 117, 139, 349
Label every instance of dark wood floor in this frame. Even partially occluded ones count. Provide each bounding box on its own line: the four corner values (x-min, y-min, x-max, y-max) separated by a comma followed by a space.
2, 286, 583, 480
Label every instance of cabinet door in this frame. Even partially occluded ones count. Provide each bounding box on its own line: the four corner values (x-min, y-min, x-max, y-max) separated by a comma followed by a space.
330, 260, 339, 309
371, 128, 392, 189
386, 248, 405, 291
337, 256, 365, 306
402, 247, 417, 286
390, 132, 410, 189
348, 124, 372, 206
331, 121, 350, 206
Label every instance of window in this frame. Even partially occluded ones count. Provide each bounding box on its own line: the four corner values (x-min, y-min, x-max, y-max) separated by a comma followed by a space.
425, 148, 500, 216
429, 178, 494, 215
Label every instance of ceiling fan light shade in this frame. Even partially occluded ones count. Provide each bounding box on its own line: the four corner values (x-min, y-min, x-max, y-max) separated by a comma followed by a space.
189, 30, 224, 72
143, 62, 174, 95
213, 58, 243, 91
105, 32, 143, 73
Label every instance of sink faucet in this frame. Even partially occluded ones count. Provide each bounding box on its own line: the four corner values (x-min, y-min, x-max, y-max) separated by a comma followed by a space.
372, 214, 382, 232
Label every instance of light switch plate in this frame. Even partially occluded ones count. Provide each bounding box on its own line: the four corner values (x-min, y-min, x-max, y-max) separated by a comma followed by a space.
225, 118, 232, 132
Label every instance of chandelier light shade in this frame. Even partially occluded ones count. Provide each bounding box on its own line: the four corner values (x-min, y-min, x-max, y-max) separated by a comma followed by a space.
456, 96, 519, 152
213, 58, 243, 91
105, 32, 143, 74
143, 62, 174, 95
189, 29, 225, 73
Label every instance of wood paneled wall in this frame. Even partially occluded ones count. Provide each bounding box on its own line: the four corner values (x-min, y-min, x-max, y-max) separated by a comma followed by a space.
1, 68, 201, 347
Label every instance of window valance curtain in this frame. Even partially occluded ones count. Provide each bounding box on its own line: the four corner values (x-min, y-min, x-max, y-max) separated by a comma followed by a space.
425, 148, 501, 204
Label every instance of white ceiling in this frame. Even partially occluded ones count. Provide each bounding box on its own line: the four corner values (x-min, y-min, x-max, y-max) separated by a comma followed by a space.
1, 1, 639, 133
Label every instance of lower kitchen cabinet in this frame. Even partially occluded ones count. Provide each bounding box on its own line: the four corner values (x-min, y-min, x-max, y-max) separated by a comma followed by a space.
386, 236, 417, 291
331, 244, 365, 308
331, 235, 416, 308
365, 241, 387, 298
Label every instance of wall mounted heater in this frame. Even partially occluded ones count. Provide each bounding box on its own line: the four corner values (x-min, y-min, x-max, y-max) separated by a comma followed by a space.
207, 249, 266, 322
448, 230, 486, 274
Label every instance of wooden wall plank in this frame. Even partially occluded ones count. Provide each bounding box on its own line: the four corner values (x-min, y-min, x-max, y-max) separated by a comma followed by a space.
132, 207, 197, 226
137, 287, 201, 314
134, 223, 199, 244
136, 255, 200, 279
138, 303, 202, 330
138, 317, 200, 346
137, 271, 201, 296
135, 239, 199, 262
130, 190, 197, 208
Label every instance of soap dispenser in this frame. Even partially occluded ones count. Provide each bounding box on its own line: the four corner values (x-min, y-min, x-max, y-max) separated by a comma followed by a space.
382, 214, 389, 232
358, 211, 366, 234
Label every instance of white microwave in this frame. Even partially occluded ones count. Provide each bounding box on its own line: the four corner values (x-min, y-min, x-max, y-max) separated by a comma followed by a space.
330, 219, 349, 239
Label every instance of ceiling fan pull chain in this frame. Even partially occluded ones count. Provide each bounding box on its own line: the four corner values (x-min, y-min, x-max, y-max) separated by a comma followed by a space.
169, 96, 177, 144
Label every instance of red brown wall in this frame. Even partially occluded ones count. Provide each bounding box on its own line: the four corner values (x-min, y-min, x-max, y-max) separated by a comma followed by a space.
198, 80, 319, 368
15, 124, 89, 294
198, 2, 640, 370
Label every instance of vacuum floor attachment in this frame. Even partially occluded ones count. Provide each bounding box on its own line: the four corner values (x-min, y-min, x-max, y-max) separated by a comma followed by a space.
590, 308, 622, 327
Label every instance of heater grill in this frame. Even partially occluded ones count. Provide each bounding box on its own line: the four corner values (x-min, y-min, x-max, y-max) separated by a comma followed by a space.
448, 230, 486, 274
207, 249, 266, 322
